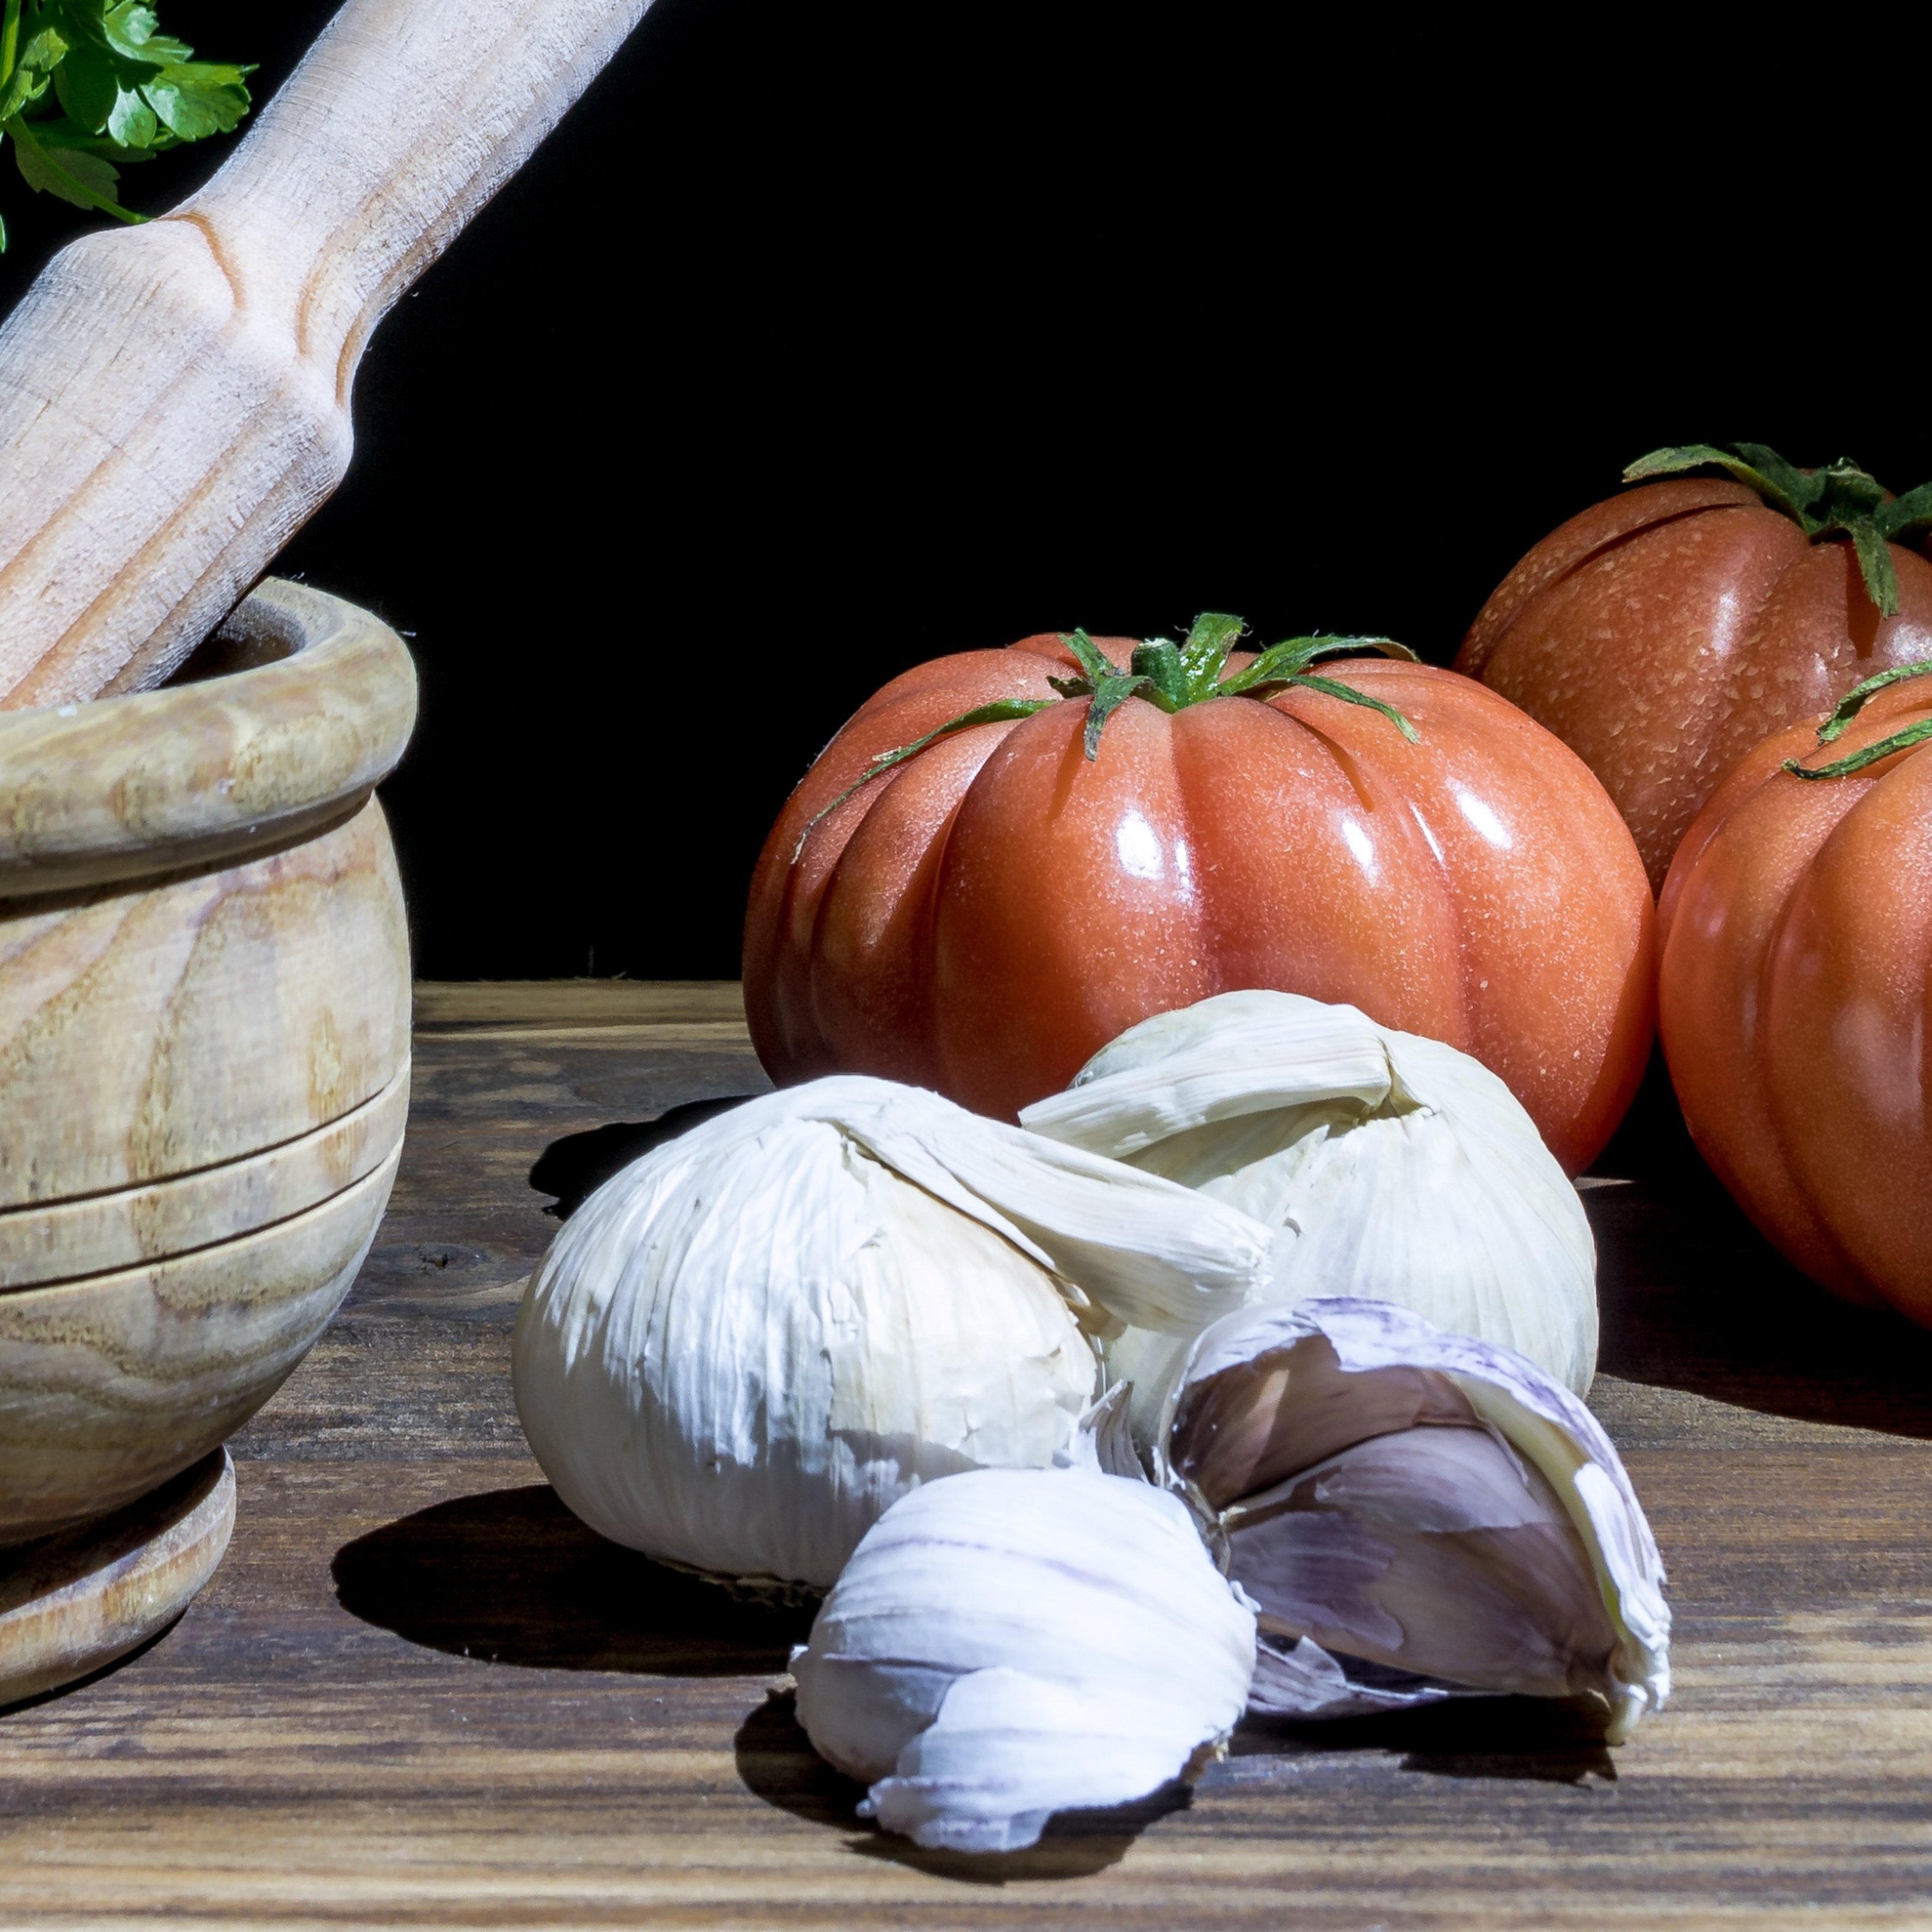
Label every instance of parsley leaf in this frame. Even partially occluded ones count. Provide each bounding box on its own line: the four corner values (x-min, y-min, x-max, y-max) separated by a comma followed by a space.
51, 36, 113, 129
143, 61, 249, 140
11, 117, 117, 207
0, 0, 253, 250
104, 82, 152, 146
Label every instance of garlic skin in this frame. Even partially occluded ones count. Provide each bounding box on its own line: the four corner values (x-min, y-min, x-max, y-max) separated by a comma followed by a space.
1156, 1297, 1669, 1743
793, 1466, 1256, 1852
513, 1077, 1273, 1590
1022, 990, 1599, 1400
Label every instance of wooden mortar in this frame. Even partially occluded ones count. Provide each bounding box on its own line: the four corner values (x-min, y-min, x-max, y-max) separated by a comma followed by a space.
0, 578, 415, 1556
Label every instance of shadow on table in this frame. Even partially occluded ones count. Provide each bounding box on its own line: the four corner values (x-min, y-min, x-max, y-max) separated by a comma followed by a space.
332, 1485, 813, 1674
1585, 1051, 1932, 1440
1229, 1693, 1615, 1786
528, 1097, 759, 1220
733, 1687, 1612, 1883
733, 1689, 1174, 1882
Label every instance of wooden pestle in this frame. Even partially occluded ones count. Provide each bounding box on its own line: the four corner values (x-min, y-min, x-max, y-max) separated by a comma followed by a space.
0, 0, 651, 710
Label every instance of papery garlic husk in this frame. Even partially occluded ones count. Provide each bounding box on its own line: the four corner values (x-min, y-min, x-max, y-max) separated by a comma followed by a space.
1020, 990, 1599, 1422
792, 1461, 1257, 1852
1154, 1296, 1669, 1743
513, 1076, 1273, 1591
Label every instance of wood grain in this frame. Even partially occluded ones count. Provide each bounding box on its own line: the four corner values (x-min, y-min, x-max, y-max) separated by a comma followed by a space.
0, 577, 415, 1554
0, 1450, 233, 1705
0, 579, 417, 897
3, 989, 1931, 1925
0, 1067, 407, 1290
0, 581, 414, 1214
0, 1, 651, 709
0, 1147, 398, 1542
412, 980, 755, 1030
0, 797, 410, 1208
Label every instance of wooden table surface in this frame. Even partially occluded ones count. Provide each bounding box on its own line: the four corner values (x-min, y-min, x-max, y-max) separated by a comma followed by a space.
5, 981, 1932, 1930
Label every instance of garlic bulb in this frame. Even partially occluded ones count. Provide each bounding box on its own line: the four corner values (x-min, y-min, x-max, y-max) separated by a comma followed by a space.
793, 1464, 1256, 1852
1021, 990, 1599, 1402
513, 1076, 1273, 1590
1154, 1297, 1669, 1743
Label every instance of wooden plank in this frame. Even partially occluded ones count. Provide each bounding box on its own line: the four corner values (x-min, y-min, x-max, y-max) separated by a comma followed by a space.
413, 980, 748, 1029
2, 993, 1930, 1926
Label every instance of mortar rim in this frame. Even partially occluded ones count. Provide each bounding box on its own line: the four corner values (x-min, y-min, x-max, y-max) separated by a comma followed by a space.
0, 579, 417, 900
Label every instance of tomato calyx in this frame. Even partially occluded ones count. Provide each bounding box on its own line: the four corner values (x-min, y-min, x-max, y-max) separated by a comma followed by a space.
792, 695, 1056, 857
1048, 613, 1421, 760
1624, 442, 1932, 620
1783, 659, 1932, 781
795, 613, 1421, 856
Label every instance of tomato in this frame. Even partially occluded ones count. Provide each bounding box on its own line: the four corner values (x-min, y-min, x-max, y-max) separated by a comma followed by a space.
1658, 666, 1932, 1319
745, 622, 1655, 1174
1456, 452, 1932, 892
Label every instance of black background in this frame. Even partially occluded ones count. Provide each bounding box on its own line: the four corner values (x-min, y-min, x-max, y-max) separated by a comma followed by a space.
0, 6, 1905, 980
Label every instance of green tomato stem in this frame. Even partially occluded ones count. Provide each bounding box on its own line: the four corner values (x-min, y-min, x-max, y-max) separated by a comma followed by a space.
1784, 714, 1932, 781
788, 614, 1425, 858
1622, 440, 1931, 620
1813, 659, 1932, 744
793, 697, 1054, 857
1782, 658, 1932, 780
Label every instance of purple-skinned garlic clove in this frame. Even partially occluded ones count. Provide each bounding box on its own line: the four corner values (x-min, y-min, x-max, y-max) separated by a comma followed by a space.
1154, 1296, 1670, 1743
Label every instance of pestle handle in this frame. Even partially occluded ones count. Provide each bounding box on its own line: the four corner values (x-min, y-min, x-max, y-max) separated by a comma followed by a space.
182, 0, 652, 389
0, 0, 651, 710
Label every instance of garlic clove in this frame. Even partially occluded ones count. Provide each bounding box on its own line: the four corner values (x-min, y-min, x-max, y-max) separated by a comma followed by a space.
1054, 1383, 1145, 1480
1094, 1322, 1194, 1458
514, 1075, 1271, 1592
1228, 1425, 1623, 1703
822, 1076, 1273, 1335
1160, 1310, 1480, 1511
1020, 991, 1396, 1157
1023, 990, 1599, 1397
864, 1667, 1208, 1854
516, 1097, 1096, 1591
1249, 1629, 1474, 1720
793, 1466, 1255, 1851
1156, 1297, 1669, 1743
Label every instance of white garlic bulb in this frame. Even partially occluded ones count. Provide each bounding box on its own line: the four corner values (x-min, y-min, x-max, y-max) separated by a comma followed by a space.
513, 1076, 1273, 1590
793, 1464, 1256, 1852
1155, 1297, 1669, 1743
1021, 990, 1599, 1403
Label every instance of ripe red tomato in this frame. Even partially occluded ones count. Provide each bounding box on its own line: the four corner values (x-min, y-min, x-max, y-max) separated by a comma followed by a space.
1659, 666, 1932, 1319
1457, 447, 1932, 891
745, 622, 1655, 1174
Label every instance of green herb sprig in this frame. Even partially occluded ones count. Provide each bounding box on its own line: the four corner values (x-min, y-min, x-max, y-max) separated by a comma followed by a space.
0, 0, 253, 251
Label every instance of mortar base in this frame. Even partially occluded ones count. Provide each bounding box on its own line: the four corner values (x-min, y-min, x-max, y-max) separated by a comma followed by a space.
0, 1448, 234, 1708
